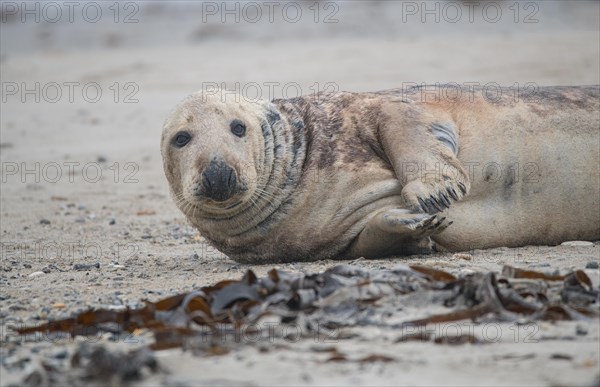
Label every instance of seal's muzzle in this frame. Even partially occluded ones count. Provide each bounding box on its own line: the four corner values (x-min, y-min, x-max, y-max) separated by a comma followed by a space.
200, 160, 238, 202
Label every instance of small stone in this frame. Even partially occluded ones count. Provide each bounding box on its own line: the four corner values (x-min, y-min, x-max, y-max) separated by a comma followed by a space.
97, 155, 108, 163
3, 355, 31, 369
550, 353, 573, 360
53, 349, 69, 359
453, 253, 473, 261
576, 325, 588, 336
23, 369, 43, 385
73, 263, 100, 271
190, 253, 199, 260
585, 261, 599, 269
528, 263, 551, 268
109, 219, 116, 225
561, 241, 594, 247
52, 303, 66, 309
28, 271, 45, 278
39, 219, 50, 225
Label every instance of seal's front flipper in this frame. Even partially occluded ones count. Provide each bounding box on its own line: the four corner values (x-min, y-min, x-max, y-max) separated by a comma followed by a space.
377, 102, 470, 214
345, 209, 452, 259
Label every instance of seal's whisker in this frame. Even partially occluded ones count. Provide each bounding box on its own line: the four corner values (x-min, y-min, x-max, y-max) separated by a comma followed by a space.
173, 192, 201, 216
254, 189, 278, 207
174, 195, 189, 209
247, 195, 260, 212
254, 188, 279, 202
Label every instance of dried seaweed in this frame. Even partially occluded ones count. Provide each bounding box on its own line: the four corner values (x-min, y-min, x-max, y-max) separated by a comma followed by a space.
14, 264, 599, 352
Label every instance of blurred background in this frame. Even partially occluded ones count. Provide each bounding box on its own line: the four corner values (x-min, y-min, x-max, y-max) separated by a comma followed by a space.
1, 0, 599, 254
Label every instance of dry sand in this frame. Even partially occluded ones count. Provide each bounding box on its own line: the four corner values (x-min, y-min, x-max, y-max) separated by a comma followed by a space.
1, 1, 599, 386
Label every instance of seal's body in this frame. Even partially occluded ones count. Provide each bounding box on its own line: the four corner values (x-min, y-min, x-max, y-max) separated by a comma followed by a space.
161, 86, 599, 263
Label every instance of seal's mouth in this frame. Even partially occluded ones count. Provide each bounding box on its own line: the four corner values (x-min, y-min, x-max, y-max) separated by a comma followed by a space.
224, 199, 244, 210
182, 184, 249, 214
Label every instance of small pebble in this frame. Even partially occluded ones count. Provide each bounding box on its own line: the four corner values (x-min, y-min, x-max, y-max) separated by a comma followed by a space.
28, 271, 45, 278
528, 263, 551, 268
561, 241, 594, 247
453, 253, 473, 261
23, 369, 43, 385
109, 219, 116, 225
585, 261, 599, 269
52, 303, 66, 309
39, 219, 50, 225
550, 353, 573, 360
53, 349, 69, 359
4, 355, 31, 369
73, 263, 100, 271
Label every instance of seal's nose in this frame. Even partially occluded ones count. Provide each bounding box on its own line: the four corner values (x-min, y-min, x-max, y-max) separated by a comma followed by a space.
202, 160, 237, 202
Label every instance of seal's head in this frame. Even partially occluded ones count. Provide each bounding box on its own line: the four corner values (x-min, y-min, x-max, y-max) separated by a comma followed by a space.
161, 91, 270, 217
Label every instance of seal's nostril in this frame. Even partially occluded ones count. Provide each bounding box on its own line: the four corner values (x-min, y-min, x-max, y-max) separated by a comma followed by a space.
228, 168, 237, 192
202, 171, 212, 191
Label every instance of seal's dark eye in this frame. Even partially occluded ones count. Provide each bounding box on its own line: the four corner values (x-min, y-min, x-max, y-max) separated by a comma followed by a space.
230, 119, 246, 138
172, 131, 191, 148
